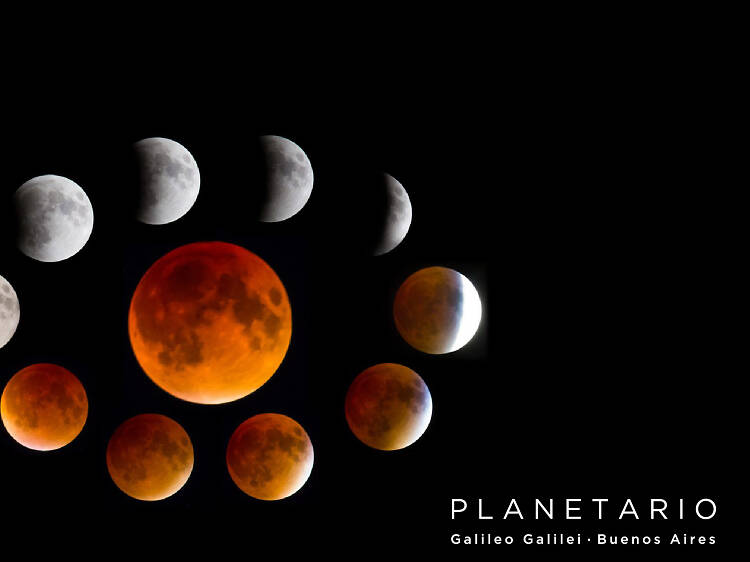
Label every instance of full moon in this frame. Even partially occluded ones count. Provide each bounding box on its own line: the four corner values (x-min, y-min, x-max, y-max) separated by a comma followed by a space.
128, 241, 292, 404
133, 137, 200, 225
1, 363, 88, 451
256, 135, 314, 222
393, 266, 482, 354
14, 175, 94, 262
226, 413, 314, 500
106, 413, 194, 501
0, 274, 20, 349
345, 363, 432, 451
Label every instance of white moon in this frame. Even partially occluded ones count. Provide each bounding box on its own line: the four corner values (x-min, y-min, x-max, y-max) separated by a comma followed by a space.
258, 135, 314, 222
14, 175, 94, 262
374, 173, 412, 256
134, 137, 200, 225
0, 275, 20, 349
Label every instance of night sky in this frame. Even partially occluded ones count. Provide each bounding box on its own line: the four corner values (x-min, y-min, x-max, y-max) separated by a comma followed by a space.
0, 93, 727, 552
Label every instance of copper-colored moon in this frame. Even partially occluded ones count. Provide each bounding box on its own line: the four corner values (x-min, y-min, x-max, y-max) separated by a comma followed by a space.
393, 266, 482, 354
128, 241, 292, 404
345, 363, 432, 451
226, 413, 314, 500
1, 363, 88, 451
106, 413, 194, 501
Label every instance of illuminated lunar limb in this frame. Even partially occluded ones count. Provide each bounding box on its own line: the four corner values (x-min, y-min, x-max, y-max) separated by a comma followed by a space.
393, 266, 482, 354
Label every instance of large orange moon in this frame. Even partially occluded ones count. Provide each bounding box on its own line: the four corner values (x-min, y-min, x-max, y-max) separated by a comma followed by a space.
106, 413, 194, 501
1, 363, 88, 451
345, 363, 432, 451
393, 266, 482, 354
226, 413, 314, 500
128, 241, 292, 404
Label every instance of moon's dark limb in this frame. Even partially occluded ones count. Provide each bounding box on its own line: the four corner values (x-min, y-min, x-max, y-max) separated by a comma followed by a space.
251, 135, 314, 222
13, 175, 94, 262
0, 275, 20, 349
133, 137, 200, 225
345, 363, 432, 451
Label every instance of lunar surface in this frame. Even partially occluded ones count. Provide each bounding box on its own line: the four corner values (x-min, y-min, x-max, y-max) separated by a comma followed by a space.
345, 363, 432, 451
1, 363, 88, 451
14, 175, 94, 262
373, 173, 412, 255
393, 266, 482, 354
134, 137, 200, 225
106, 414, 193, 501
256, 135, 314, 222
226, 413, 314, 500
0, 275, 20, 349
128, 241, 292, 404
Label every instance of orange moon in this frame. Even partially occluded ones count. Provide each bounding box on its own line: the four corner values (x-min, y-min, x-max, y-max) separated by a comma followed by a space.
345, 363, 432, 451
106, 413, 194, 501
1, 363, 88, 451
128, 241, 292, 404
393, 266, 482, 354
226, 413, 314, 500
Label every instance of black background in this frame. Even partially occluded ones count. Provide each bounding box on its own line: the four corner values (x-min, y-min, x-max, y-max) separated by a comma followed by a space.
0, 86, 729, 554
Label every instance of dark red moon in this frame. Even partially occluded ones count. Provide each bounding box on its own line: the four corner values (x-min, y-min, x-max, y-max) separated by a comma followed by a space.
106, 413, 194, 501
345, 363, 432, 451
1, 363, 88, 451
226, 413, 314, 500
128, 241, 292, 404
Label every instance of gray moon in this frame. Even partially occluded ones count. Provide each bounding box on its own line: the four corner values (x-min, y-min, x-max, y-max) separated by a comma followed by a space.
14, 175, 94, 262
0, 275, 20, 349
374, 173, 412, 255
134, 137, 200, 225
258, 135, 314, 222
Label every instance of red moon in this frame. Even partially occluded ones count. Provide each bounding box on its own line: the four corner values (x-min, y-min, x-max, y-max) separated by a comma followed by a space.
128, 241, 292, 404
345, 363, 432, 451
226, 413, 314, 500
1, 363, 88, 451
106, 413, 194, 501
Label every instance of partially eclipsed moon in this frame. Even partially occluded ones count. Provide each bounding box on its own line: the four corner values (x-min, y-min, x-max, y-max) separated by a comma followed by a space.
106, 413, 193, 501
134, 137, 200, 225
1, 363, 88, 451
128, 241, 292, 404
345, 363, 432, 451
226, 413, 314, 500
373, 173, 412, 256
393, 266, 482, 354
0, 275, 20, 349
14, 175, 94, 262
257, 135, 314, 222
